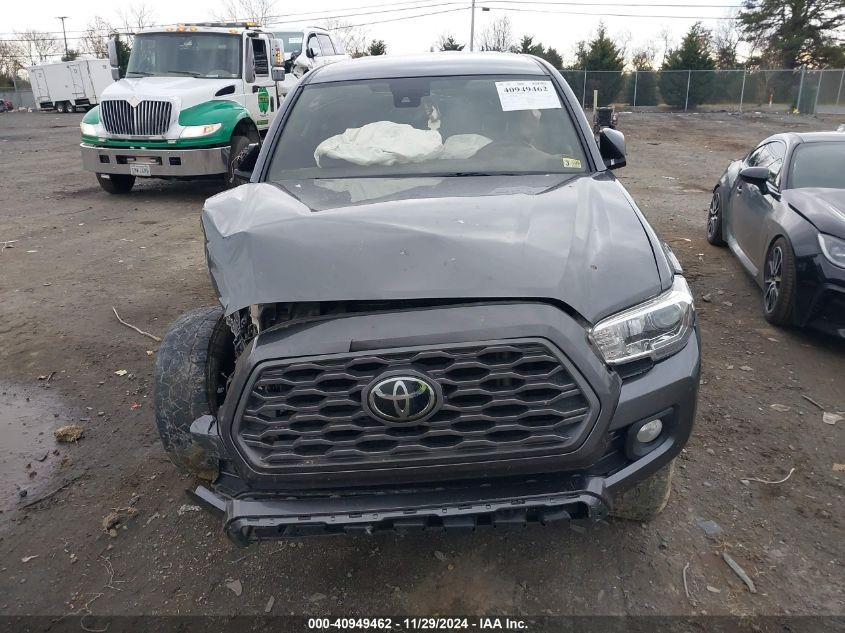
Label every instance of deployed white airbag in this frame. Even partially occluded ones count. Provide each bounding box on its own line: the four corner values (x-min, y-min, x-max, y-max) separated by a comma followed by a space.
441, 134, 492, 160
314, 121, 443, 167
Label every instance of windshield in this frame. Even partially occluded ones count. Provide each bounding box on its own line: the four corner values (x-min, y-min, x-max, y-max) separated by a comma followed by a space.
273, 31, 304, 55
126, 33, 242, 79
267, 75, 588, 180
789, 141, 845, 189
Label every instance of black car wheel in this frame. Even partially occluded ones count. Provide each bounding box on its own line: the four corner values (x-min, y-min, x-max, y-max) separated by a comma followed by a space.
706, 190, 726, 246
154, 306, 235, 479
96, 173, 135, 194
763, 236, 797, 325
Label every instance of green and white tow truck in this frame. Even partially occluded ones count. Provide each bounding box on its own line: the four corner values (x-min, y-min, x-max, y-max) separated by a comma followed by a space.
79, 22, 285, 194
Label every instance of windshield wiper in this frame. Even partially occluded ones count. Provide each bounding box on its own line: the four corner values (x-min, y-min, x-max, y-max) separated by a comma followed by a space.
126, 71, 154, 77
435, 171, 529, 177
165, 70, 202, 77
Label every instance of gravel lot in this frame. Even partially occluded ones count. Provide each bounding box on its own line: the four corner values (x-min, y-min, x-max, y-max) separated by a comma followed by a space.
0, 109, 842, 620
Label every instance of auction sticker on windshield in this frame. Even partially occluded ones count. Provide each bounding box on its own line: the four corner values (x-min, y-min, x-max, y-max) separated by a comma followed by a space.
495, 81, 561, 111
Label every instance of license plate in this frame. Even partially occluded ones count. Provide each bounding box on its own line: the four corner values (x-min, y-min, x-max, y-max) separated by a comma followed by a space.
129, 164, 151, 177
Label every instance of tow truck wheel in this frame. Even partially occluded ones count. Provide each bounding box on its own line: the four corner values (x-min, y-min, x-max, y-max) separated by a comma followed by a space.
96, 173, 135, 194
154, 306, 235, 479
610, 460, 674, 522
225, 134, 252, 188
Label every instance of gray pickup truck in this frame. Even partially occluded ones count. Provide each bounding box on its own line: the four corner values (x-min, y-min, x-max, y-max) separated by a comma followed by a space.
154, 52, 700, 546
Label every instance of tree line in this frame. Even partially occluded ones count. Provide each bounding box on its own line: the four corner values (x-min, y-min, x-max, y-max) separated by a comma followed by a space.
3, 0, 842, 104
430, 0, 843, 109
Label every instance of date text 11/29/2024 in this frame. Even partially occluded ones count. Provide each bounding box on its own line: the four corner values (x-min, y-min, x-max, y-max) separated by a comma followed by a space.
307, 617, 528, 630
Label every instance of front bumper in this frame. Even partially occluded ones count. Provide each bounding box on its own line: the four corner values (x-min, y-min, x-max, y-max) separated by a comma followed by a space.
190, 475, 610, 546
795, 253, 845, 338
189, 302, 700, 544
80, 142, 228, 177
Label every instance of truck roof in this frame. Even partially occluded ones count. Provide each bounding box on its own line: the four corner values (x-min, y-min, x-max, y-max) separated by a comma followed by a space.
137, 22, 266, 35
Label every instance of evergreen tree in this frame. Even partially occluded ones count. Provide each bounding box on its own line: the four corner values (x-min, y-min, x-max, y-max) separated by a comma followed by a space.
367, 40, 387, 56
659, 23, 716, 109
518, 35, 544, 56
572, 24, 625, 106
543, 47, 563, 70
739, 0, 845, 68
517, 35, 562, 69
437, 34, 464, 51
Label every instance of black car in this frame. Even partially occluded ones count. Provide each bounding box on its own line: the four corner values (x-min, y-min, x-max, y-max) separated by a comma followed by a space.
707, 132, 845, 337
154, 53, 700, 545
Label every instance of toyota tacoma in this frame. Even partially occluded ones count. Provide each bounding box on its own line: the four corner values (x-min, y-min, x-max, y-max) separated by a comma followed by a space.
154, 53, 700, 545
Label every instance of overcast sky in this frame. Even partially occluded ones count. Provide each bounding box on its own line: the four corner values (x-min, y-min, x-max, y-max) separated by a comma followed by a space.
1, 0, 743, 64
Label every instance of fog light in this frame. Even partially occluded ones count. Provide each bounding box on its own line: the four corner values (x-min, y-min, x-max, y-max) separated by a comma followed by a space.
636, 419, 663, 444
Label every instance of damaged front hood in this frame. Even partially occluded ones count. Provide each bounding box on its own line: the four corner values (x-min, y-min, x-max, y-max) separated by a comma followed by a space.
783, 188, 845, 240
202, 174, 662, 323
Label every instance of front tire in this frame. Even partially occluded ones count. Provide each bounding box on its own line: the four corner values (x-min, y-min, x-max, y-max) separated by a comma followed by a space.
610, 461, 674, 522
96, 173, 135, 194
763, 236, 797, 325
154, 306, 235, 479
224, 134, 251, 188
706, 189, 727, 246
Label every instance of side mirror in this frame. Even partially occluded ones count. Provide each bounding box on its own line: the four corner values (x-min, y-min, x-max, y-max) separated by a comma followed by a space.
739, 166, 770, 185
244, 41, 256, 83
233, 142, 260, 182
599, 128, 626, 170
306, 44, 318, 59
107, 38, 121, 80
270, 38, 285, 82
739, 166, 776, 195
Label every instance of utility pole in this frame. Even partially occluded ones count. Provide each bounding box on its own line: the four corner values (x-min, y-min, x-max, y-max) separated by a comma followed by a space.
57, 16, 70, 60
469, 0, 476, 52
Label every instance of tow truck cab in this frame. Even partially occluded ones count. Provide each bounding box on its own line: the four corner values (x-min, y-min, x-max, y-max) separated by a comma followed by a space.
79, 22, 285, 193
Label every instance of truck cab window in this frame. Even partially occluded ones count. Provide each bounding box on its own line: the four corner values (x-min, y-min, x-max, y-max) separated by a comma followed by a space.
251, 39, 269, 76
307, 35, 322, 58
317, 34, 335, 56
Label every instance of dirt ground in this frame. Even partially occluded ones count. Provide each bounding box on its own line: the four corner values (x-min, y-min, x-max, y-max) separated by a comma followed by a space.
0, 109, 842, 622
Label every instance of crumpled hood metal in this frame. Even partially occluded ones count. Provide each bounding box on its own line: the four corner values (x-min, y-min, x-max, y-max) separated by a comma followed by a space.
202, 174, 662, 323
783, 188, 845, 240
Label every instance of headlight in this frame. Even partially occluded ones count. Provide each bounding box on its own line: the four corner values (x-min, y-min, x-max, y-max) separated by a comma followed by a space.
80, 122, 99, 136
180, 123, 222, 138
589, 276, 695, 365
818, 233, 845, 269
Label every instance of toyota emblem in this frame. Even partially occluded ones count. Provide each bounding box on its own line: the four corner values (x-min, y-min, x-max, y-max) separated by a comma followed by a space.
364, 373, 440, 424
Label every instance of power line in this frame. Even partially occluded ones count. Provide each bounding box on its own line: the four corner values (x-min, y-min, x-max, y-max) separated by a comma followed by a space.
0, 0, 463, 36
484, 0, 741, 6
480, 5, 738, 18
0, 0, 744, 37
0, 5, 473, 43
264, 1, 467, 24
268, 6, 470, 30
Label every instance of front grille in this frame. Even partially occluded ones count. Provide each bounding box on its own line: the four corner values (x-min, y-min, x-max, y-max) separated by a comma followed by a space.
233, 340, 596, 476
100, 99, 172, 136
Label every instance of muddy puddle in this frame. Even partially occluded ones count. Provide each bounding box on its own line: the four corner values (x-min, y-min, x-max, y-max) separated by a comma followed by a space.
0, 381, 68, 514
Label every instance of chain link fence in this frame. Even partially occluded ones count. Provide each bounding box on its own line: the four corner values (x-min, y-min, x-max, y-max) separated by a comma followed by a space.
2, 68, 843, 114
560, 68, 845, 114
0, 79, 35, 109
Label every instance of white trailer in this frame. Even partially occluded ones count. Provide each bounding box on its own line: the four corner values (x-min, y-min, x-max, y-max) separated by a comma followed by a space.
29, 59, 113, 113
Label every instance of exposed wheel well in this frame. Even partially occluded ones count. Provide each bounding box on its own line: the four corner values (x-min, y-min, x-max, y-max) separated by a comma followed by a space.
233, 119, 260, 143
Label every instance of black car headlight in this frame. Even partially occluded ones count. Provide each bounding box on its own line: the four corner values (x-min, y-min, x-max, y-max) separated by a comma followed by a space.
589, 276, 695, 365
819, 233, 845, 269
